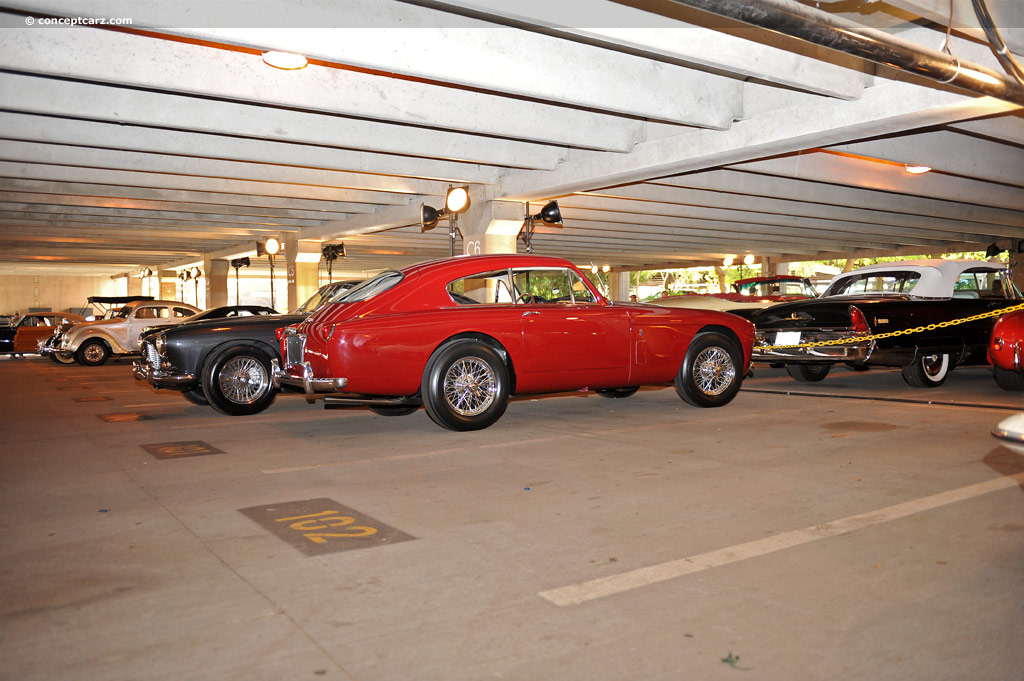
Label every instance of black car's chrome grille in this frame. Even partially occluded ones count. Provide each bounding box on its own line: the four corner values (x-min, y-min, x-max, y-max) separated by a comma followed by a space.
285, 334, 306, 366
141, 340, 160, 369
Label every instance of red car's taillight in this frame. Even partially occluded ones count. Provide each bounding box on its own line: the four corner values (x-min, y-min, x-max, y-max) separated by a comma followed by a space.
849, 305, 870, 334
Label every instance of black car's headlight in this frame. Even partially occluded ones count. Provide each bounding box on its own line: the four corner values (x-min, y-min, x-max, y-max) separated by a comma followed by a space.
154, 332, 167, 355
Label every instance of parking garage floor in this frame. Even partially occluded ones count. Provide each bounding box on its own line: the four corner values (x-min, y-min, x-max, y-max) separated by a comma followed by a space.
2, 356, 1023, 681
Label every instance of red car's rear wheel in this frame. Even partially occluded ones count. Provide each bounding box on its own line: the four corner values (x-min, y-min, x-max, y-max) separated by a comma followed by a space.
422, 339, 509, 431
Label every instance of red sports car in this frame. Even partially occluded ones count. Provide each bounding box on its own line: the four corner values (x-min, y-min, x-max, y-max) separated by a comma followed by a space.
989, 309, 1024, 391
273, 254, 754, 431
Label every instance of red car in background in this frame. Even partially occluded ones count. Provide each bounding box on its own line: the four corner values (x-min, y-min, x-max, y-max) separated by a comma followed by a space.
989, 309, 1024, 391
273, 254, 754, 431
714, 275, 817, 303
657, 275, 816, 315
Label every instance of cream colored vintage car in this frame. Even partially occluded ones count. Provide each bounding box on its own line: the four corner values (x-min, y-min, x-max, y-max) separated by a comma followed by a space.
60, 299, 200, 366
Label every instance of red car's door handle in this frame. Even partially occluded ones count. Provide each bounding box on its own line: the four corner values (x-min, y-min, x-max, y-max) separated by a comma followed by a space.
522, 311, 540, 317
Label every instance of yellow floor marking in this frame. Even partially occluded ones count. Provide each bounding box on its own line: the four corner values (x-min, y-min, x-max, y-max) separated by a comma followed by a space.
539, 472, 1024, 607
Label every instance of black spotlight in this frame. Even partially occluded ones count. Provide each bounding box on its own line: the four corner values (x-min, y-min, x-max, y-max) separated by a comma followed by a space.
986, 242, 1005, 258
533, 200, 562, 225
420, 204, 442, 231
321, 243, 345, 282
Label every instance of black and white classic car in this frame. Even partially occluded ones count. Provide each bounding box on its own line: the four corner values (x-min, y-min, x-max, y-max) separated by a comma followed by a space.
749, 259, 1022, 387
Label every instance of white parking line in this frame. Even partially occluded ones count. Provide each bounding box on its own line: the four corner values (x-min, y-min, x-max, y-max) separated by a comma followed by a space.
539, 472, 1024, 607
260, 420, 691, 474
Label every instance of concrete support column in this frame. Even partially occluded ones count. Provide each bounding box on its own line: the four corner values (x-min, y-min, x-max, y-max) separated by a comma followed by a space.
608, 271, 630, 302
286, 236, 322, 313
203, 256, 229, 309
126, 274, 142, 297
461, 200, 523, 255
158, 270, 176, 300
443, 193, 522, 256
714, 266, 729, 293
1009, 247, 1024, 294
761, 257, 789, 276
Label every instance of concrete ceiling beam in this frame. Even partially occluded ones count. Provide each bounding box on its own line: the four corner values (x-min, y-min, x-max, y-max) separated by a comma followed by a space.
0, 178, 380, 215
661, 167, 1024, 228
734, 152, 1024, 212
0, 140, 446, 196
0, 163, 416, 206
0, 73, 568, 170
12, 0, 747, 128
829, 130, 1024, 187
0, 111, 502, 185
422, 0, 869, 100
496, 79, 1017, 200
0, 16, 643, 151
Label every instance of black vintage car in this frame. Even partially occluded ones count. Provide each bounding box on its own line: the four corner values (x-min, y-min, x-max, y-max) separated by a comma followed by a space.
132, 281, 358, 415
749, 259, 1022, 387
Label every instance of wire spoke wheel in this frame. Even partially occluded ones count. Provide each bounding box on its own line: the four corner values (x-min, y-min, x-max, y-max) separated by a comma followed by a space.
692, 346, 735, 396
675, 331, 744, 408
423, 340, 509, 431
443, 356, 497, 416
218, 355, 270, 404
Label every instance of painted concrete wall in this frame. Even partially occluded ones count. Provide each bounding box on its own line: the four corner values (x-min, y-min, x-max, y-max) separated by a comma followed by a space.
0, 274, 121, 316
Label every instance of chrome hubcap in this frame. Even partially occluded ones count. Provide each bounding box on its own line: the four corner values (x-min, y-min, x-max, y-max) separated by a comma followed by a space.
922, 354, 947, 378
444, 357, 497, 416
83, 344, 106, 362
693, 346, 735, 396
219, 356, 269, 404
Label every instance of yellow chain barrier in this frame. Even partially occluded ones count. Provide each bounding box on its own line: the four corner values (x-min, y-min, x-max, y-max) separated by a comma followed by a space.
757, 301, 1024, 351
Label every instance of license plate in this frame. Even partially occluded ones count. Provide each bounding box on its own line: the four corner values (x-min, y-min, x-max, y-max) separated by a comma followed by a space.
286, 334, 306, 365
774, 331, 801, 346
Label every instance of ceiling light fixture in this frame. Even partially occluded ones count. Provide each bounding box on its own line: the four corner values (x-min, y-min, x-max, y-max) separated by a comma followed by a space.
262, 51, 308, 70
904, 164, 932, 174
722, 256, 734, 268
743, 254, 755, 266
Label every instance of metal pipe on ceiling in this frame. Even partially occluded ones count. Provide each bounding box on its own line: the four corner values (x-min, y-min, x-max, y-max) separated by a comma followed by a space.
664, 0, 1024, 105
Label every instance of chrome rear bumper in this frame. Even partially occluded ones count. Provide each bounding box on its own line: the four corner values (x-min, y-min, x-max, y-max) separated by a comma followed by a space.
752, 330, 873, 362
271, 359, 348, 395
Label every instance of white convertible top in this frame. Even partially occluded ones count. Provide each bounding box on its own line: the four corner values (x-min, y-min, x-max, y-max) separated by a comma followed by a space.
826, 259, 1006, 298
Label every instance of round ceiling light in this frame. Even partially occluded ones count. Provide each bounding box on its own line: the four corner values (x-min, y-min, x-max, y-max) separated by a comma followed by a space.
262, 51, 308, 70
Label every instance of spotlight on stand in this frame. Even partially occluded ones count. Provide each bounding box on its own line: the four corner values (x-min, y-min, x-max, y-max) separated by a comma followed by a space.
986, 242, 1005, 259
257, 238, 282, 310
189, 267, 202, 307
177, 269, 190, 303
230, 257, 251, 304
321, 243, 345, 282
138, 268, 154, 296
421, 186, 472, 257
520, 200, 562, 254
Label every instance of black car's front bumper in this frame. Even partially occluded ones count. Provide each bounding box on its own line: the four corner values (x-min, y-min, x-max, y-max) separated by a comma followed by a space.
132, 340, 195, 390
132, 360, 196, 389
